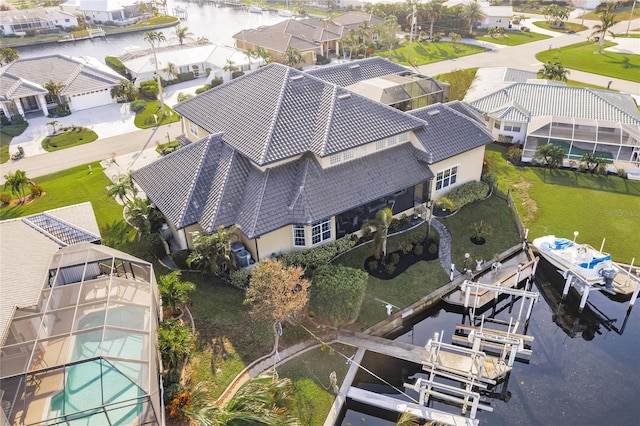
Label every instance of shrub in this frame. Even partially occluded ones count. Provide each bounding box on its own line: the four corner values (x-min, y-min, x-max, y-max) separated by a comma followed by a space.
278, 237, 356, 275
177, 71, 195, 82
177, 93, 193, 103
171, 249, 192, 270
399, 214, 411, 225
428, 242, 438, 254
0, 115, 9, 126
507, 146, 523, 164
389, 253, 400, 266
163, 382, 184, 406
231, 70, 245, 79
0, 193, 11, 205
435, 196, 456, 211
521, 26, 530, 32
361, 226, 373, 239
310, 264, 368, 326
195, 84, 212, 94
413, 244, 424, 256
211, 77, 223, 87
54, 103, 70, 117
596, 163, 607, 176
388, 218, 400, 232
139, 80, 158, 100
230, 269, 250, 289
368, 260, 378, 270
400, 241, 413, 254
445, 180, 489, 210
10, 114, 25, 125
316, 54, 331, 65
384, 264, 396, 275
481, 173, 497, 191
617, 168, 627, 179
139, 232, 166, 260
105, 56, 128, 77
130, 99, 147, 113
29, 184, 43, 197
472, 220, 493, 239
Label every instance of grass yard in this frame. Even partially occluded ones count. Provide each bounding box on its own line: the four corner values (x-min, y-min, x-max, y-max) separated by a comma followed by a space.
435, 68, 478, 100
42, 128, 98, 152
376, 41, 487, 66
440, 195, 522, 271
535, 41, 640, 82
476, 30, 551, 46
580, 5, 640, 21
134, 100, 181, 129
486, 144, 640, 263
532, 21, 588, 33
0, 122, 29, 164
277, 344, 358, 426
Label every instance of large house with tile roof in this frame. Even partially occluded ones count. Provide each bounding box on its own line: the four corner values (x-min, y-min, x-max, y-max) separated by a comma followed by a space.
0, 54, 123, 120
133, 62, 492, 262
0, 6, 79, 36
233, 11, 384, 66
469, 81, 640, 171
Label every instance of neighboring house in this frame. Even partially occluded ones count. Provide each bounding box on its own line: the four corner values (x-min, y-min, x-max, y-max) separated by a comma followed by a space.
233, 11, 384, 66
464, 67, 538, 102
119, 42, 263, 86
469, 80, 640, 171
0, 6, 79, 36
133, 63, 492, 263
0, 54, 123, 119
307, 57, 450, 111
72, 0, 152, 26
0, 203, 163, 425
444, 0, 514, 29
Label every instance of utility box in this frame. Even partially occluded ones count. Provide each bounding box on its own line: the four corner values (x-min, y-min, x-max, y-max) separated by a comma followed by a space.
234, 249, 252, 268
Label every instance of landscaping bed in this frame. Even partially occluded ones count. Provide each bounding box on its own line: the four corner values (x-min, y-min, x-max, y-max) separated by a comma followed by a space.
364, 238, 439, 279
42, 126, 98, 152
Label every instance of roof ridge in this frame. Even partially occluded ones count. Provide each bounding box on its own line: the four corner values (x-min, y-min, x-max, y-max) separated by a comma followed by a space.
288, 155, 312, 211
259, 66, 292, 164
202, 146, 236, 232
180, 136, 219, 225
245, 168, 271, 238
587, 88, 640, 124
316, 85, 338, 157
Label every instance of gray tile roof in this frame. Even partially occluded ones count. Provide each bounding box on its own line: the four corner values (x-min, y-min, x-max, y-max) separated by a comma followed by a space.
0, 54, 122, 100
173, 63, 425, 166
409, 103, 494, 162
134, 137, 433, 239
306, 57, 409, 87
503, 68, 538, 83
470, 83, 640, 126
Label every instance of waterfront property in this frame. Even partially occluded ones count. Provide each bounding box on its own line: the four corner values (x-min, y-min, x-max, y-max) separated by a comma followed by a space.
469, 80, 640, 171
0, 6, 79, 36
66, 0, 153, 27
0, 203, 162, 425
133, 63, 492, 263
0, 54, 123, 120
233, 11, 384, 66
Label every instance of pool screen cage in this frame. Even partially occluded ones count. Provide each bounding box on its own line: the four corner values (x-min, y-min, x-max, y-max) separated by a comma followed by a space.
0, 243, 162, 425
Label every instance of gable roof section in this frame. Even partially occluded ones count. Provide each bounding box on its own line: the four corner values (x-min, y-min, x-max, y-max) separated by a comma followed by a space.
470, 83, 640, 125
332, 12, 385, 28
488, 101, 530, 122
233, 22, 321, 53
173, 63, 425, 166
306, 57, 409, 87
409, 103, 494, 163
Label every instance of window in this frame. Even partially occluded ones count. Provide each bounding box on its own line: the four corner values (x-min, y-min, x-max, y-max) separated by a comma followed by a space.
293, 226, 306, 247
356, 146, 366, 157
189, 121, 199, 138
494, 120, 501, 130
398, 132, 409, 143
387, 135, 398, 147
311, 219, 331, 245
436, 166, 458, 190
330, 153, 341, 165
376, 139, 385, 150
343, 149, 354, 161
504, 123, 521, 132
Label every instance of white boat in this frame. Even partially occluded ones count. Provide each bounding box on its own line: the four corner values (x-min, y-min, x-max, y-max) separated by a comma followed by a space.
249, 6, 263, 13
278, 10, 293, 17
531, 235, 637, 294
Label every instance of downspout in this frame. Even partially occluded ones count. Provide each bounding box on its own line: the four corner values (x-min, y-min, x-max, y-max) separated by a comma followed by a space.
254, 237, 260, 262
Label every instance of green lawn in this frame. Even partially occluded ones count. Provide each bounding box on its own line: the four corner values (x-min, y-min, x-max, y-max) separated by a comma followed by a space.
476, 30, 551, 46
376, 41, 487, 66
42, 128, 98, 152
134, 100, 181, 129
536, 41, 640, 82
0, 122, 29, 164
486, 144, 640, 263
581, 4, 640, 21
532, 21, 588, 33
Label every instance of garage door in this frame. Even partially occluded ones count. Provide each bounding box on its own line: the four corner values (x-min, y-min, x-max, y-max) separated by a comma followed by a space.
70, 90, 113, 111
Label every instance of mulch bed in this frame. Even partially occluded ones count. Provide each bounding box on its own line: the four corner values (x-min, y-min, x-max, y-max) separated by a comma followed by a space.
364, 238, 439, 280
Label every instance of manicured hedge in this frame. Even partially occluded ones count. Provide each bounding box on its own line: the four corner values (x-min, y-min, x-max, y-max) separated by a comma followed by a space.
278, 237, 356, 275
105, 56, 128, 77
445, 180, 489, 210
310, 264, 368, 326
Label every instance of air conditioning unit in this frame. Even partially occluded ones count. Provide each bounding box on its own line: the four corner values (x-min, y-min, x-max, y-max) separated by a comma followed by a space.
234, 249, 252, 268
230, 242, 245, 254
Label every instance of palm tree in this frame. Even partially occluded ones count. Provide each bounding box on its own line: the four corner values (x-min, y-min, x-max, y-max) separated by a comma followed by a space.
107, 173, 137, 203
184, 372, 299, 425
538, 60, 570, 81
3, 170, 31, 203
253, 45, 271, 65
187, 226, 236, 275
591, 11, 617, 54
460, 0, 485, 34
110, 79, 138, 102
125, 196, 163, 238
174, 24, 194, 45
377, 17, 401, 60
534, 143, 565, 169
424, 0, 443, 39
158, 271, 195, 316
144, 31, 167, 118
366, 207, 394, 261
340, 29, 359, 60
0, 47, 19, 65
44, 80, 66, 106
158, 319, 194, 370
282, 45, 304, 68
162, 62, 179, 82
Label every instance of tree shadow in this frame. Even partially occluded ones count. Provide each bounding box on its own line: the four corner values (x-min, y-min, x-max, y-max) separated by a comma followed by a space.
531, 166, 638, 195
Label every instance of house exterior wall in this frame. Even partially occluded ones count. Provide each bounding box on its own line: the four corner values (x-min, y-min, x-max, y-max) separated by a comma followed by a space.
489, 117, 528, 144
430, 146, 486, 201
68, 88, 114, 111
481, 16, 510, 29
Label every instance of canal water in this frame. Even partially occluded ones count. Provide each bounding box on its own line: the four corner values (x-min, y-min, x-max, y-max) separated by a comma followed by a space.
17, 1, 288, 59
341, 260, 640, 425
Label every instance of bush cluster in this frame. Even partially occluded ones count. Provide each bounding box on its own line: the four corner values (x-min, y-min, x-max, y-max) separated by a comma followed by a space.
278, 237, 356, 274
105, 56, 128, 77
171, 249, 192, 270
316, 54, 331, 65
177, 71, 196, 82
0, 193, 11, 205
229, 269, 250, 290
445, 180, 489, 210
139, 80, 158, 100
130, 100, 147, 113
310, 264, 368, 326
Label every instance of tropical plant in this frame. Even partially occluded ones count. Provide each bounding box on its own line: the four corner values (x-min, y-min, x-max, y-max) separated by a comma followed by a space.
3, 169, 32, 203
144, 31, 167, 117
244, 258, 310, 324
340, 28, 359, 60
110, 79, 138, 102
174, 24, 194, 45
162, 62, 179, 82
580, 152, 607, 174
107, 173, 137, 203
158, 271, 195, 316
125, 196, 164, 238
424, 0, 443, 39
591, 10, 617, 54
435, 196, 455, 211
376, 16, 401, 59
282, 45, 304, 68
252, 45, 271, 65
184, 372, 299, 425
46, 120, 59, 134
538, 60, 570, 82
366, 207, 394, 261
0, 47, 19, 65
542, 4, 569, 26
310, 264, 368, 326
472, 220, 493, 240
534, 143, 564, 169
44, 80, 66, 105
158, 318, 194, 370
187, 226, 237, 275
460, 0, 485, 34
449, 32, 462, 50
